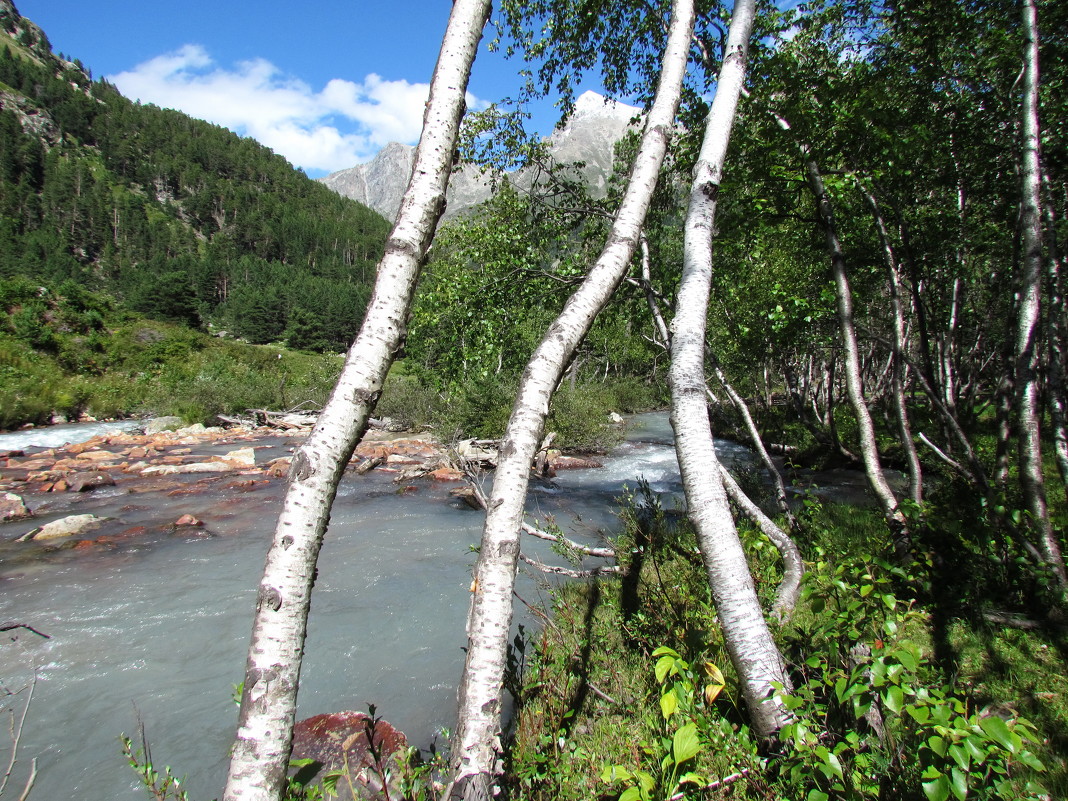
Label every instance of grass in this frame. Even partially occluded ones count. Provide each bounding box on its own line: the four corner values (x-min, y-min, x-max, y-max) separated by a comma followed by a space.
505, 485, 1068, 801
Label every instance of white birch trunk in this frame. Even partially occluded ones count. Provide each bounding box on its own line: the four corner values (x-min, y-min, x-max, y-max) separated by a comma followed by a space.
1015, 0, 1066, 591
447, 3, 697, 797
668, 0, 792, 739
857, 182, 923, 506
803, 159, 908, 547
222, 3, 491, 798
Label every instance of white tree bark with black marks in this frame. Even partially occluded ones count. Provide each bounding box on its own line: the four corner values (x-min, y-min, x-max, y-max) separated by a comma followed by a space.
668, 0, 793, 739
446, 3, 697, 798
222, 3, 491, 798
1015, 0, 1066, 591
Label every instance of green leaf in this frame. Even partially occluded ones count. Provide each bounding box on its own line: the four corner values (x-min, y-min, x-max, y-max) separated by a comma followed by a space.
979, 716, 1018, 754
927, 736, 948, 757
922, 772, 951, 801
1017, 750, 1046, 771
908, 704, 931, 724
619, 787, 642, 801
807, 791, 830, 801
672, 723, 701, 764
883, 685, 904, 714
601, 765, 632, 783
949, 767, 968, 801
660, 689, 678, 719
821, 747, 844, 780
655, 656, 675, 684
949, 743, 971, 772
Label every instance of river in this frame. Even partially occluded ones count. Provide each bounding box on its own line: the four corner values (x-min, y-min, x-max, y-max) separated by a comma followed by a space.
0, 414, 757, 801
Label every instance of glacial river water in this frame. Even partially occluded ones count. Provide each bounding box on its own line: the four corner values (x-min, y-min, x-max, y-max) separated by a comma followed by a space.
0, 414, 759, 801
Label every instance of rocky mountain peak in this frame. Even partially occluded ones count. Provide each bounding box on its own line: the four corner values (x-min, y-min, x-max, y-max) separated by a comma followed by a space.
319, 91, 642, 221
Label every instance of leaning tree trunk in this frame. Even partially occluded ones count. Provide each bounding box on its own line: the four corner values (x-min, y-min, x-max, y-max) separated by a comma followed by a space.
222, 2, 491, 798
858, 181, 923, 506
1015, 0, 1066, 592
802, 158, 908, 551
669, 0, 792, 739
447, 3, 697, 798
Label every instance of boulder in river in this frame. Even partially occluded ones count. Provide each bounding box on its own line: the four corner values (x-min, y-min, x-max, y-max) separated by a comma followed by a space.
0, 492, 32, 521
291, 711, 409, 800
221, 447, 256, 467
66, 472, 117, 492
144, 416, 184, 435
18, 513, 104, 541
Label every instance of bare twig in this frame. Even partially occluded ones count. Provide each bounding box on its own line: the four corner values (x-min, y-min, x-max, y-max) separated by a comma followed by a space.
0, 670, 37, 799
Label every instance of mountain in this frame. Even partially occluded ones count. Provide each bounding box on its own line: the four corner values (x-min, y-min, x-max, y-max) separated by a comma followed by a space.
319, 91, 642, 221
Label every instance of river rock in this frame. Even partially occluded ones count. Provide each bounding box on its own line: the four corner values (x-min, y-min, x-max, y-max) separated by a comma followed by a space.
0, 492, 32, 521
20, 513, 104, 541
291, 711, 408, 800
551, 455, 604, 470
66, 472, 117, 492
141, 462, 233, 476
174, 514, 202, 526
266, 458, 291, 477
429, 466, 464, 481
144, 416, 184, 434
222, 447, 256, 467
73, 450, 122, 463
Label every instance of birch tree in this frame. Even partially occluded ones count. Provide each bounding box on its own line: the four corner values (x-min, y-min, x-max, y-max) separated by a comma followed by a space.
447, 2, 696, 796
222, 2, 491, 797
1015, 0, 1066, 592
668, 0, 793, 739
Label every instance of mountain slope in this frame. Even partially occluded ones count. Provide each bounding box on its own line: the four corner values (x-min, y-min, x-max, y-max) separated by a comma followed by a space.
0, 0, 390, 352
319, 91, 642, 220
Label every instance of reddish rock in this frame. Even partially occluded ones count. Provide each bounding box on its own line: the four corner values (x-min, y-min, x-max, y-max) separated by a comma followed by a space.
266, 458, 291, 478
0, 450, 24, 459
51, 479, 69, 492
67, 472, 117, 492
174, 514, 202, 526
221, 479, 265, 492
128, 447, 148, 459
7, 458, 56, 471
551, 455, 604, 470
428, 467, 464, 482
75, 450, 121, 463
291, 711, 408, 801
0, 492, 32, 521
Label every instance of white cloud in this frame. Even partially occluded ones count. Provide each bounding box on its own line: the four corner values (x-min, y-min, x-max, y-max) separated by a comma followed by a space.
108, 45, 482, 174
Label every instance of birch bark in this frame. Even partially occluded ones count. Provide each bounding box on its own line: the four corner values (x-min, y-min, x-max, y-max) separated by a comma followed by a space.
668, 0, 792, 739
447, 3, 696, 797
1015, 0, 1066, 591
222, 2, 491, 798
802, 158, 908, 548
857, 181, 923, 506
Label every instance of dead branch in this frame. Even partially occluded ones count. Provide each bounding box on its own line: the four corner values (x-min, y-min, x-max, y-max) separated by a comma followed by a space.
465, 474, 616, 558
519, 552, 624, 578
0, 670, 37, 799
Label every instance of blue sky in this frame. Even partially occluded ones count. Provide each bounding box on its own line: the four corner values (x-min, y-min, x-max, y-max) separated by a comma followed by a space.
16, 0, 575, 177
